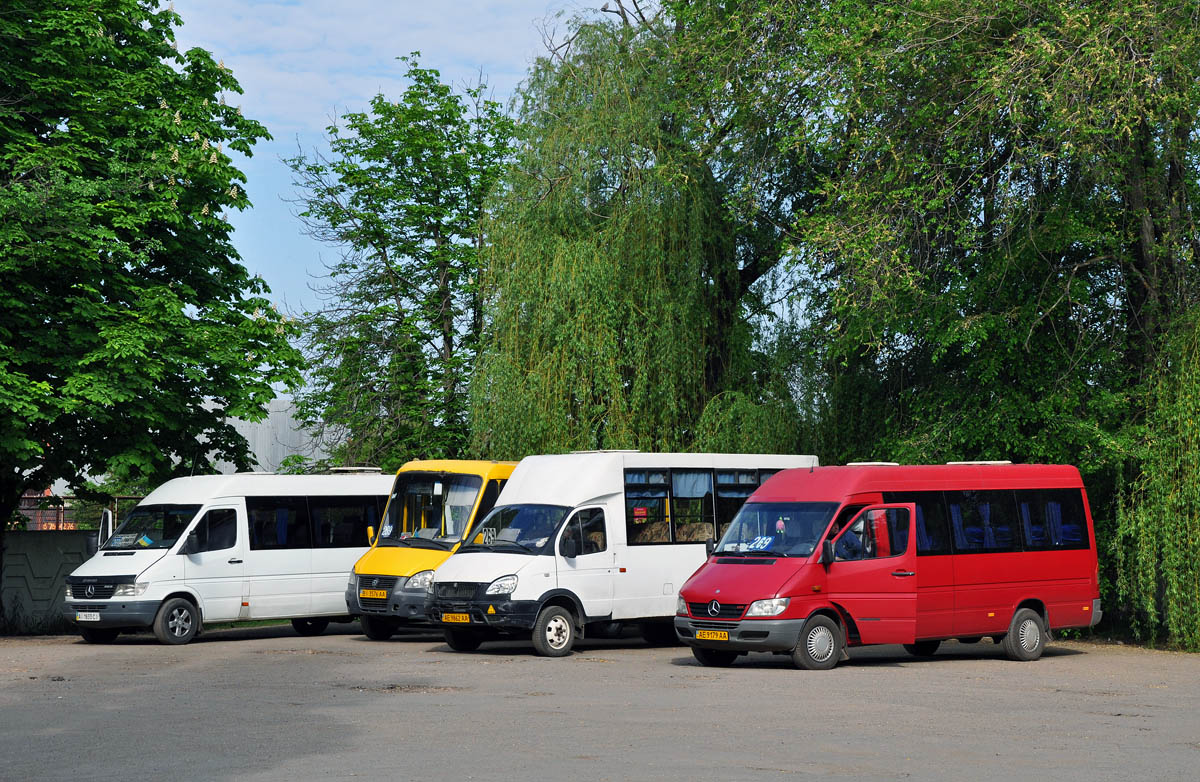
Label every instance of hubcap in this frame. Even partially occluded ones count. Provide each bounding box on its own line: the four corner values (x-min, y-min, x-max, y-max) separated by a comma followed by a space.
1018, 617, 1040, 652
807, 625, 835, 663
168, 608, 193, 637
545, 615, 571, 650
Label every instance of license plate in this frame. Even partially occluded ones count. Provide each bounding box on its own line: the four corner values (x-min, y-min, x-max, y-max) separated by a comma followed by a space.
442, 613, 471, 624
359, 589, 388, 600
75, 612, 101, 622
696, 629, 728, 641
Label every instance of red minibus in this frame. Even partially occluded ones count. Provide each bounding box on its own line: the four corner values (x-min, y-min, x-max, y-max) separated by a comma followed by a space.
674, 463, 1101, 669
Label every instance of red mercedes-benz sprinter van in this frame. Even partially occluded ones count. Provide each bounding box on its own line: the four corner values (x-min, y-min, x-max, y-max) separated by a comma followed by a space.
674, 463, 1100, 669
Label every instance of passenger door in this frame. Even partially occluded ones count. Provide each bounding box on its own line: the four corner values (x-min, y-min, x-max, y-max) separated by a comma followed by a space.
182, 506, 245, 622
823, 504, 917, 645
556, 507, 614, 620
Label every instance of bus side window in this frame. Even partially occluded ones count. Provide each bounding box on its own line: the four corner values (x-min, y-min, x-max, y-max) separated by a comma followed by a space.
476, 480, 502, 523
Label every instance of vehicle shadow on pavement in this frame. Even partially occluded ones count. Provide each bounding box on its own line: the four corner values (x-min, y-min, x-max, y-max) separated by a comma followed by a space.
667, 642, 1086, 669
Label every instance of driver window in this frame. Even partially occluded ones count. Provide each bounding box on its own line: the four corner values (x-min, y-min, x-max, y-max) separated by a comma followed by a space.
559, 508, 606, 556
194, 508, 237, 553
834, 508, 909, 560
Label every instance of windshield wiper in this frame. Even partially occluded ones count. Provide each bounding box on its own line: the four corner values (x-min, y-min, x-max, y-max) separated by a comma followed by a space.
394, 537, 450, 551
487, 541, 536, 554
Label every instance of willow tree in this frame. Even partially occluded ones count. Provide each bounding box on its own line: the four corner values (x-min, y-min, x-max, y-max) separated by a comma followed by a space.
469, 8, 806, 458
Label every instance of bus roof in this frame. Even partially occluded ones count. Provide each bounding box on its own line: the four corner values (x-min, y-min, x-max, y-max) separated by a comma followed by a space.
752, 464, 1085, 504
140, 473, 396, 505
499, 452, 819, 508
396, 459, 517, 480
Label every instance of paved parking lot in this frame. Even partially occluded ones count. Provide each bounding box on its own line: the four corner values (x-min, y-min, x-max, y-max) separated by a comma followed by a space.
2, 625, 1198, 781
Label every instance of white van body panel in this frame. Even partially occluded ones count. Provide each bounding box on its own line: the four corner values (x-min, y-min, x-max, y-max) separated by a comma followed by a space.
434, 452, 819, 623
64, 473, 392, 635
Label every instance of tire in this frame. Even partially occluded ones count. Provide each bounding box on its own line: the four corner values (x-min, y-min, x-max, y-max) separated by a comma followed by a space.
692, 646, 738, 667
360, 615, 398, 641
153, 598, 199, 645
639, 621, 680, 646
792, 614, 843, 670
291, 618, 330, 637
531, 605, 576, 657
903, 640, 941, 657
1002, 608, 1046, 662
79, 627, 119, 644
444, 629, 484, 652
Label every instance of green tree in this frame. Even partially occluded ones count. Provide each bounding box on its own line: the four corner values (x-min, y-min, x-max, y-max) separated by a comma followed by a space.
288, 56, 513, 468
470, 7, 810, 458
0, 1, 301, 591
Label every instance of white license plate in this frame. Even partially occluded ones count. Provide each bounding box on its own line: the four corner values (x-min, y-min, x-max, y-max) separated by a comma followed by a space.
76, 611, 101, 622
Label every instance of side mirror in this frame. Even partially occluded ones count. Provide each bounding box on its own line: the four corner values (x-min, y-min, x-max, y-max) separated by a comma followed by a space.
561, 537, 579, 559
367, 526, 375, 545
705, 537, 716, 557
179, 529, 200, 556
819, 539, 834, 567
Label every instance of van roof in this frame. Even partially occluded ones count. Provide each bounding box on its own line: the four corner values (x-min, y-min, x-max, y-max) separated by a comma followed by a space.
499, 452, 819, 508
752, 464, 1085, 503
140, 473, 395, 505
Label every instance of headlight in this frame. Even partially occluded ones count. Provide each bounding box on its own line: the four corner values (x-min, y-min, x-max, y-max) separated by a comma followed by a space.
677, 596, 687, 615
485, 575, 518, 595
405, 570, 434, 592
347, 572, 357, 590
64, 585, 72, 600
745, 597, 790, 617
113, 582, 149, 598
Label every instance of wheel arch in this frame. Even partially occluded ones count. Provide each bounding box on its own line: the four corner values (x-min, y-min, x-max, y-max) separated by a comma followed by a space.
535, 589, 586, 627
161, 590, 204, 622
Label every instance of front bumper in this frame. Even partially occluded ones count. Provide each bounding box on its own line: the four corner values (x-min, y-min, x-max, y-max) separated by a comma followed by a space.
427, 596, 541, 633
674, 615, 806, 653
345, 584, 430, 623
63, 600, 159, 630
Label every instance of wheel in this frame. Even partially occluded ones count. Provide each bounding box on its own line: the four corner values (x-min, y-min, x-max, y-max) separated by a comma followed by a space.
792, 615, 843, 670
692, 646, 738, 667
903, 640, 941, 657
531, 605, 576, 657
639, 621, 679, 646
291, 618, 330, 637
79, 627, 119, 644
153, 598, 199, 645
444, 629, 483, 652
359, 615, 398, 641
1002, 608, 1046, 661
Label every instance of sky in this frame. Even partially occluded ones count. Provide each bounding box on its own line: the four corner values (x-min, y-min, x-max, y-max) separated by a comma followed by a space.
171, 0, 576, 314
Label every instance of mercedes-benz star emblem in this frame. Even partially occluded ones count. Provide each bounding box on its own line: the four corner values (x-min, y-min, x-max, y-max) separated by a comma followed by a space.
707, 600, 721, 617
85, 585, 96, 598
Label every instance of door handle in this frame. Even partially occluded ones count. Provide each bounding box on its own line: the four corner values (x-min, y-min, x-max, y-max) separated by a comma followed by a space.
891, 570, 915, 577
228, 558, 243, 564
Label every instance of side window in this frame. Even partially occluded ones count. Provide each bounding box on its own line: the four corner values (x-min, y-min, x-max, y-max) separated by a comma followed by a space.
476, 480, 502, 525
715, 471, 755, 538
625, 470, 669, 544
194, 508, 237, 553
834, 508, 909, 560
883, 491, 951, 555
579, 508, 607, 554
1018, 489, 1089, 550
247, 496, 311, 550
309, 496, 379, 548
946, 490, 1020, 553
671, 470, 714, 543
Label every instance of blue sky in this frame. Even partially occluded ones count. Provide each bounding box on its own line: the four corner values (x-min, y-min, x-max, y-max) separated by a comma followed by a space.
171, 0, 575, 313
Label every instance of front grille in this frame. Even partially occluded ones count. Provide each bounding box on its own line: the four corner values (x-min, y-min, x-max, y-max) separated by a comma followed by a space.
688, 602, 746, 619
357, 575, 399, 612
69, 584, 116, 600
434, 582, 482, 600
689, 619, 737, 630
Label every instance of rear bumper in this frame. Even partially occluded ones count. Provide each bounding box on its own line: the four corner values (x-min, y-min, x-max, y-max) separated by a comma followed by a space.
63, 601, 159, 629
675, 615, 805, 653
1090, 598, 1103, 628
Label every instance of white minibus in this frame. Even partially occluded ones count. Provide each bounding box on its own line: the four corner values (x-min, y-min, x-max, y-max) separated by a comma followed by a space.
62, 472, 392, 644
427, 451, 819, 656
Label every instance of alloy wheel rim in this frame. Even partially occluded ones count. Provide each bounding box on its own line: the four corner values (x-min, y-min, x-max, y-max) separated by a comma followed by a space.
169, 608, 192, 637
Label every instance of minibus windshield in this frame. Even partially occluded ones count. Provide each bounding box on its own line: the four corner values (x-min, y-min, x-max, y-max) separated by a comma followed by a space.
102, 504, 201, 550
458, 504, 570, 555
379, 472, 483, 549
716, 502, 839, 557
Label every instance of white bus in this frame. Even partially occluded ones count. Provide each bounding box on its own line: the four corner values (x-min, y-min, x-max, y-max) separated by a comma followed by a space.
427, 451, 819, 656
62, 472, 392, 645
